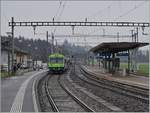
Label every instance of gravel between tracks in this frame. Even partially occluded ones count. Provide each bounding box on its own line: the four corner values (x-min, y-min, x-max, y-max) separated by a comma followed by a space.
37, 74, 53, 112
37, 72, 90, 112
70, 66, 149, 112
60, 71, 121, 112
47, 74, 86, 112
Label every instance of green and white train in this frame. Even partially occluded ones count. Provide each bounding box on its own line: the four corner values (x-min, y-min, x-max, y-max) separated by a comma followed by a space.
48, 53, 70, 73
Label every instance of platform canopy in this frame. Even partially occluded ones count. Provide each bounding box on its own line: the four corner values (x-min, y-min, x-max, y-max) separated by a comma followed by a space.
90, 42, 149, 53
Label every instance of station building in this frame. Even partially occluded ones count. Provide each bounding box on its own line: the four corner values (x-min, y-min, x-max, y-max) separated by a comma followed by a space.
90, 42, 149, 75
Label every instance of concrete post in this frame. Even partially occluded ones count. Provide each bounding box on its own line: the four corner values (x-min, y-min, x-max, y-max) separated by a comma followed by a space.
11, 17, 14, 74
46, 31, 49, 66
128, 50, 130, 73
51, 33, 54, 54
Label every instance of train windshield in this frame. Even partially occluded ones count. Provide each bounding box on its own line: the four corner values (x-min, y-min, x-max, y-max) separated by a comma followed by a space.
50, 58, 63, 63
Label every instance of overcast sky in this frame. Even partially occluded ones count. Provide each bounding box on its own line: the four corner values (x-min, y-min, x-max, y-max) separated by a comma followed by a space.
1, 1, 150, 49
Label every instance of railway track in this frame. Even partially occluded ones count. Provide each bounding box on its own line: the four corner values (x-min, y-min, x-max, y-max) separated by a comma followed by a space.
62, 70, 123, 112
69, 65, 149, 112
37, 65, 149, 112
37, 72, 94, 112
37, 74, 53, 112
80, 66, 149, 103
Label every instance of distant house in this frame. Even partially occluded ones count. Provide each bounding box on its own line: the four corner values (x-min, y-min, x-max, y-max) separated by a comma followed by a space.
14, 47, 33, 68
1, 36, 32, 71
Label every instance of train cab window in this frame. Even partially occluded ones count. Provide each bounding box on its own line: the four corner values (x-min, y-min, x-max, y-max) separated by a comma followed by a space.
50, 58, 63, 63
50, 58, 57, 63
57, 58, 63, 63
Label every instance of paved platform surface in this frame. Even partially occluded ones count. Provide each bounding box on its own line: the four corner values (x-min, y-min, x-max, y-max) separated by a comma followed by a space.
82, 65, 149, 89
1, 70, 47, 112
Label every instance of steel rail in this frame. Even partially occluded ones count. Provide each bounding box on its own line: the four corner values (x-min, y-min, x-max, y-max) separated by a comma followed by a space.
45, 75, 59, 112
81, 66, 149, 93
58, 75, 95, 112
43, 73, 94, 112
79, 66, 149, 103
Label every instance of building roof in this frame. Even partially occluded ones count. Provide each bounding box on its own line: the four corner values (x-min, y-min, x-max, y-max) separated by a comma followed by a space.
14, 46, 29, 55
90, 42, 149, 53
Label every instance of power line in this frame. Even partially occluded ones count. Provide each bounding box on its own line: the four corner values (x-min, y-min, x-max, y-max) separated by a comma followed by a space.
54, 2, 67, 34
52, 0, 63, 34
53, 0, 62, 20
85, 3, 113, 35
87, 1, 148, 35
114, 1, 148, 21
34, 1, 65, 37
47, 34, 132, 38
57, 2, 66, 20
87, 2, 113, 20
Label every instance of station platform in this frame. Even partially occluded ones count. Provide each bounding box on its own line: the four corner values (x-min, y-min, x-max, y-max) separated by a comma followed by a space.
82, 65, 149, 90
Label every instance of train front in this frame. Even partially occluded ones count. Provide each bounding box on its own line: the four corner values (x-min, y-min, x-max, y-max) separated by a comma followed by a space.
48, 53, 65, 73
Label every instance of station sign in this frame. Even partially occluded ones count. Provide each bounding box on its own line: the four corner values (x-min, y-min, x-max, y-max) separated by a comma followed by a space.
99, 53, 111, 56
116, 53, 129, 56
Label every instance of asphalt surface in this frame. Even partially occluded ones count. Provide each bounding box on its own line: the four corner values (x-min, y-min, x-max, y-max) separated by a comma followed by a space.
1, 70, 47, 112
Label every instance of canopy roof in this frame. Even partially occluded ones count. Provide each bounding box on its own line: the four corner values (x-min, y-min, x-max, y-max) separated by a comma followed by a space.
90, 42, 149, 53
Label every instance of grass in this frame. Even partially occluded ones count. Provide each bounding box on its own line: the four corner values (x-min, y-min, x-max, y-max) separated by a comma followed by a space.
138, 64, 149, 76
0, 71, 16, 78
120, 63, 129, 69
0, 71, 10, 78
120, 63, 149, 76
